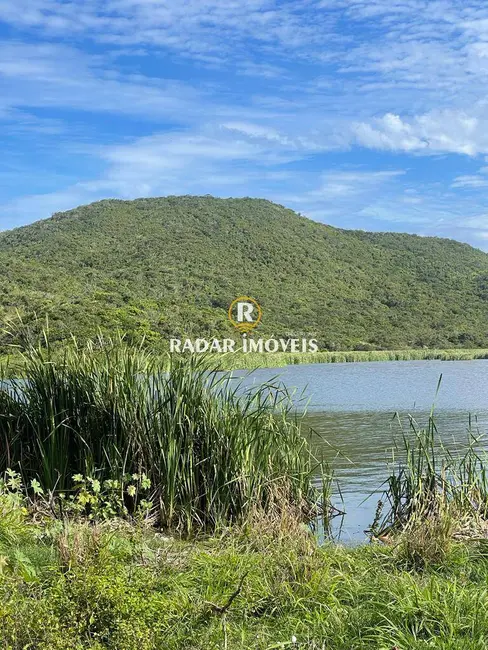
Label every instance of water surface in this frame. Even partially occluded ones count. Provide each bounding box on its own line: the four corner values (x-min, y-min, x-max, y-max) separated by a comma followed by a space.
237, 360, 488, 543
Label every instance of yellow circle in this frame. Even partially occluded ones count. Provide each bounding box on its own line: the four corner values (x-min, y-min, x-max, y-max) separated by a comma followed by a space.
228, 296, 262, 332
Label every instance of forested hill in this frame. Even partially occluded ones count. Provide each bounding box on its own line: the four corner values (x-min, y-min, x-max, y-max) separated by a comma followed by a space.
2, 195, 488, 350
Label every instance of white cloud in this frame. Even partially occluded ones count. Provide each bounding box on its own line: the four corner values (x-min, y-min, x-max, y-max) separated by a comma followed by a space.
459, 215, 488, 229
0, 42, 201, 121
353, 111, 482, 156
452, 175, 488, 189
5, 0, 488, 249
237, 61, 288, 78
309, 170, 405, 198
452, 164, 488, 188
0, 0, 333, 59
4, 2, 488, 157
0, 187, 98, 231
221, 122, 294, 146
0, 126, 314, 228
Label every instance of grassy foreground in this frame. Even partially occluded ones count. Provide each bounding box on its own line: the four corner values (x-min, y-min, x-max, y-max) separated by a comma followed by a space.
2, 511, 488, 650
3, 337, 488, 648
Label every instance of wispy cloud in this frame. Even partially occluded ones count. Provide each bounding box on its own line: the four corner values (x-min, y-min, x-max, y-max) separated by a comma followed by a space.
4, 0, 488, 248
452, 164, 488, 188
307, 170, 405, 199
0, 42, 202, 121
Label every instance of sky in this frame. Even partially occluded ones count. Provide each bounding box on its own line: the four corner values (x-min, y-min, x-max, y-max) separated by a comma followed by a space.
3, 1, 488, 248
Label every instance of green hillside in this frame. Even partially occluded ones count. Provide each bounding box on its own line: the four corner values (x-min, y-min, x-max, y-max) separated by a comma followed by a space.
2, 195, 488, 351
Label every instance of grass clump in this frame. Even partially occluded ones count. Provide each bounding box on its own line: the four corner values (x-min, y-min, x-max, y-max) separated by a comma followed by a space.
0, 335, 330, 534
373, 405, 488, 568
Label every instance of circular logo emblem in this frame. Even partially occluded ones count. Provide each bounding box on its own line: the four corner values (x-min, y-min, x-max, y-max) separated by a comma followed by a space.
228, 296, 262, 333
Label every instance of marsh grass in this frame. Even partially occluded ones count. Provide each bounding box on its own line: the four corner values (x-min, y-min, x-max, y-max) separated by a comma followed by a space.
4, 347, 488, 374
0, 335, 330, 534
375, 396, 488, 565
221, 348, 488, 369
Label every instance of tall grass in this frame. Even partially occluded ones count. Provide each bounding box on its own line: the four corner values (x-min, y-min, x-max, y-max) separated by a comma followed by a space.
377, 410, 488, 544
4, 346, 488, 374
0, 336, 330, 534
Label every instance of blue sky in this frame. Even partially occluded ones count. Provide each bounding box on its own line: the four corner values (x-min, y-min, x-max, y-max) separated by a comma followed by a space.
3, 1, 488, 248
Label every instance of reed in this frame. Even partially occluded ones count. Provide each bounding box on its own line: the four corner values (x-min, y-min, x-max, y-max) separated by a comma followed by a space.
4, 347, 488, 374
0, 335, 330, 534
376, 408, 488, 543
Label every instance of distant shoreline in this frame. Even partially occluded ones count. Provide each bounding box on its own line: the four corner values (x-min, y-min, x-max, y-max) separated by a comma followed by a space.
220, 348, 488, 370
3, 347, 488, 374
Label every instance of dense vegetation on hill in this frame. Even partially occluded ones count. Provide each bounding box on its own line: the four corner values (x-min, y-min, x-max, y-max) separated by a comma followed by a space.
3, 195, 488, 351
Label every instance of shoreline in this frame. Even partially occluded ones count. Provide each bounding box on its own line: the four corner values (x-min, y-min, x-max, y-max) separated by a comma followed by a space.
219, 347, 488, 370
3, 347, 488, 373
3, 342, 488, 647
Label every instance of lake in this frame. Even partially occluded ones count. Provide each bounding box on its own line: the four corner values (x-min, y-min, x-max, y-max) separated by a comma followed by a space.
236, 360, 488, 543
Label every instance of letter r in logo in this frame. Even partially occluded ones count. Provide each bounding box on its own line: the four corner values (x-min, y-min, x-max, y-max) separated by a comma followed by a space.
237, 301, 254, 323
228, 296, 262, 333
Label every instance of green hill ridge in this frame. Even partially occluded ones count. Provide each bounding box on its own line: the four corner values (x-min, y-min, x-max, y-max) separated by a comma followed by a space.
2, 195, 488, 351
